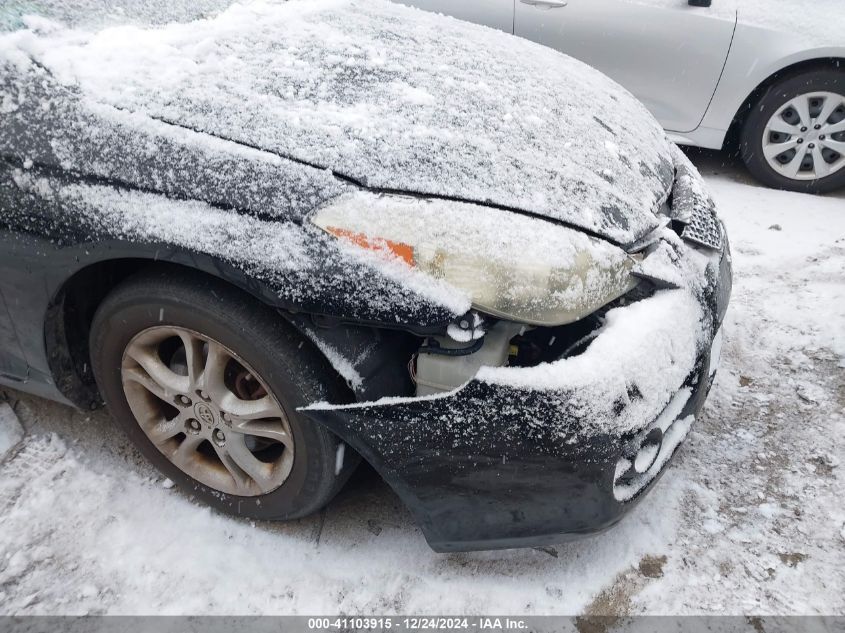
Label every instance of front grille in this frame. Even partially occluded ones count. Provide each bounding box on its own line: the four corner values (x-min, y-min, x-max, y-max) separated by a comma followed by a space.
681, 204, 723, 251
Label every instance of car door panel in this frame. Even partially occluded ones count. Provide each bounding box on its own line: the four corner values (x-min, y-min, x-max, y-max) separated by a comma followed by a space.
394, 0, 515, 33
514, 0, 737, 133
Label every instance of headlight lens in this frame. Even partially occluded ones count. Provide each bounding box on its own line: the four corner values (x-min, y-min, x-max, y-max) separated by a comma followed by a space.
311, 193, 638, 326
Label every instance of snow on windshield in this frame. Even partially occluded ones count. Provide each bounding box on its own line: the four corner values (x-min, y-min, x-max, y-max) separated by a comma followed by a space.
1, 0, 674, 244
0, 0, 236, 30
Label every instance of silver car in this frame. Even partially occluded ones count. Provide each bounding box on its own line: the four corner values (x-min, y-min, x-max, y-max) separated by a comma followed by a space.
397, 0, 845, 193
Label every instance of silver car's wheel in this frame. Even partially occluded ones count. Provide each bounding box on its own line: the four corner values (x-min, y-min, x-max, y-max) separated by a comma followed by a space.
762, 91, 845, 181
741, 69, 845, 193
122, 326, 295, 496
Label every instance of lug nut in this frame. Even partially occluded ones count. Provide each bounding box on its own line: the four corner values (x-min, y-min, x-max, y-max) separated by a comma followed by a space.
179, 395, 191, 406
213, 429, 226, 446
197, 390, 210, 401
820, 135, 826, 141
808, 143, 815, 149
797, 138, 804, 144
186, 418, 201, 434
800, 126, 807, 132
814, 124, 822, 130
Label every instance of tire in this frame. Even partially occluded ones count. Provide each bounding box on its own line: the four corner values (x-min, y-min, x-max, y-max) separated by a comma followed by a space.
739, 69, 845, 194
90, 268, 358, 520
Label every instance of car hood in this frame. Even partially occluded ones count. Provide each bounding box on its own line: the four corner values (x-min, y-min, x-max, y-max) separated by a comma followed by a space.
2, 0, 674, 244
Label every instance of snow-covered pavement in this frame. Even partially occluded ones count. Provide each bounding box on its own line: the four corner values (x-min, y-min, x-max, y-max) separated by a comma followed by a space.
0, 150, 842, 616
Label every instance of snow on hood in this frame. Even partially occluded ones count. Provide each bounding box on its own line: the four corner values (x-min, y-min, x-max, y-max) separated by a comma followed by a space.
3, 0, 674, 244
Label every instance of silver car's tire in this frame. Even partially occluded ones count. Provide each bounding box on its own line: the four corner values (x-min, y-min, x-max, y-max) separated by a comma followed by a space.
90, 269, 358, 520
740, 69, 845, 193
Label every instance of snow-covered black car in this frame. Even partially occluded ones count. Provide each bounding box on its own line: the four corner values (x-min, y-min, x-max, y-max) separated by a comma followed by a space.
0, 0, 731, 552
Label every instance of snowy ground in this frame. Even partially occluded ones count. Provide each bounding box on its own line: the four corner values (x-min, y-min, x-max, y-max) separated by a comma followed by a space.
0, 150, 843, 616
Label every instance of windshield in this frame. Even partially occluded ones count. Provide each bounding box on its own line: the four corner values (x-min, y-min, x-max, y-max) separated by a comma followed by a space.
0, 0, 238, 31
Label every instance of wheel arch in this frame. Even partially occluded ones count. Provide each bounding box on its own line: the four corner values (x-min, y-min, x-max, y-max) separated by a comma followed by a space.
43, 250, 300, 410
722, 56, 844, 153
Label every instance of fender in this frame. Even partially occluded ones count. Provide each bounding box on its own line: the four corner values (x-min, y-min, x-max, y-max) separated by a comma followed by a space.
701, 35, 845, 143
0, 161, 460, 407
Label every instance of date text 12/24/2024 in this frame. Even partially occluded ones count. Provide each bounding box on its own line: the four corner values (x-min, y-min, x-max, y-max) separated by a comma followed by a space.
307, 618, 529, 630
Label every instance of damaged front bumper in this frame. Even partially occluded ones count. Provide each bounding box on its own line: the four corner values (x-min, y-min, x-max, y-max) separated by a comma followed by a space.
303, 222, 731, 552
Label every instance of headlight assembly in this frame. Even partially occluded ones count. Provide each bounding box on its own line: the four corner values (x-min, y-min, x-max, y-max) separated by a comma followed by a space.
311, 193, 638, 326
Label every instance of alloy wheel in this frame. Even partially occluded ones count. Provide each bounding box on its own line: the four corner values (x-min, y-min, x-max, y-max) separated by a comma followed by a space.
762, 91, 845, 181
121, 326, 295, 496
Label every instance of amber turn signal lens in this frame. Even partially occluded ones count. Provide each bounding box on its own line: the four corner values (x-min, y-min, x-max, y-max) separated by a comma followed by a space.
325, 226, 415, 266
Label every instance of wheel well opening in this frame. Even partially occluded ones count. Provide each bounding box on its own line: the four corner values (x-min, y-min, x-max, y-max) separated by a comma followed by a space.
46, 259, 379, 412
45, 259, 274, 409
46, 259, 151, 409
722, 57, 844, 155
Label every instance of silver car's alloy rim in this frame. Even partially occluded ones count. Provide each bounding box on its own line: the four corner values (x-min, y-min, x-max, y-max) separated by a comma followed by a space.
762, 91, 845, 181
122, 326, 295, 496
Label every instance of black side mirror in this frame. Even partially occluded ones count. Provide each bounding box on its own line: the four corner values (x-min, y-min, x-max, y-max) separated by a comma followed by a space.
689, 0, 712, 6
